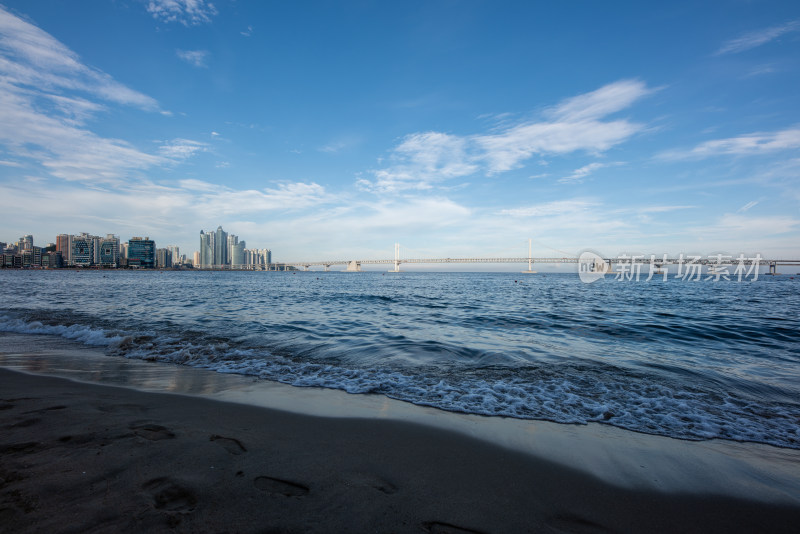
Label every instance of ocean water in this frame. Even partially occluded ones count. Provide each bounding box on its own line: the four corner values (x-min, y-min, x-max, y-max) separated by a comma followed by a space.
1, 269, 799, 449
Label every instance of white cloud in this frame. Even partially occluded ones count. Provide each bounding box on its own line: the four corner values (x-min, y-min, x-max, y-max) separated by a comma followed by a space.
158, 138, 207, 160
360, 132, 479, 193
176, 49, 209, 68
0, 83, 163, 182
716, 20, 800, 55
175, 179, 333, 216
558, 162, 623, 184
0, 7, 209, 184
703, 214, 800, 238
546, 79, 653, 122
146, 0, 218, 26
738, 200, 759, 213
0, 7, 158, 110
361, 80, 651, 191
659, 128, 800, 160
241, 25, 253, 37
499, 199, 598, 218
636, 205, 695, 214
319, 136, 361, 154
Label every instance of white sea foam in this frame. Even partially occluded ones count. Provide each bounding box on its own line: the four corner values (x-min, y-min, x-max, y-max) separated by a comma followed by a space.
1, 314, 798, 449
0, 315, 123, 346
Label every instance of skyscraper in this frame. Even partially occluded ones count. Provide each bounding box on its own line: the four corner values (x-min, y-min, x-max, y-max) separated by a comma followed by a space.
199, 230, 212, 267
231, 240, 245, 266
99, 234, 120, 266
227, 234, 238, 264
167, 245, 180, 265
214, 226, 227, 266
56, 234, 73, 264
156, 248, 172, 268
72, 236, 93, 266
127, 237, 155, 268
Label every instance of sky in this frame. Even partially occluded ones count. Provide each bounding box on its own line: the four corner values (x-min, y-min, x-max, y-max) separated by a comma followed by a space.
1, 0, 799, 266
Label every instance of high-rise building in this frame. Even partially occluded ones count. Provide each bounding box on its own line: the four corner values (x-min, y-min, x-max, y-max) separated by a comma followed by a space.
243, 248, 271, 267
231, 240, 245, 266
214, 226, 227, 266
156, 248, 172, 268
19, 235, 33, 251
99, 234, 119, 267
72, 236, 94, 266
128, 237, 155, 268
199, 230, 212, 267
227, 234, 238, 264
167, 245, 180, 265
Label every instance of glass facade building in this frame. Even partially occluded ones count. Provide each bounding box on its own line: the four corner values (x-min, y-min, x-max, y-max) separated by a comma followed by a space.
72, 237, 93, 266
127, 237, 155, 268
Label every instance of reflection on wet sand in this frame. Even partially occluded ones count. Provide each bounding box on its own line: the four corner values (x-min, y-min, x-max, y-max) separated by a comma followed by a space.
2, 331, 800, 505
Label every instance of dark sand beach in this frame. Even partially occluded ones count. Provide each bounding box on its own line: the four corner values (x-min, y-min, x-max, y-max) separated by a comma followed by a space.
2, 368, 799, 533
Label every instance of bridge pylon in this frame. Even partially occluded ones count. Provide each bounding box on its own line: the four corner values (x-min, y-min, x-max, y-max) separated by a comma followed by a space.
389, 243, 401, 273
521, 238, 537, 274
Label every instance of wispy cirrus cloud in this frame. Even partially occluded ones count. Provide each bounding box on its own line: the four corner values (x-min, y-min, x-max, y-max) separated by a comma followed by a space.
559, 161, 623, 184
176, 49, 209, 67
358, 132, 478, 193
738, 200, 759, 213
359, 80, 652, 193
0, 83, 163, 182
0, 6, 202, 184
145, 0, 218, 26
158, 138, 208, 160
659, 128, 800, 160
635, 205, 695, 214
716, 20, 800, 55
0, 6, 158, 110
692, 214, 800, 241
177, 179, 333, 215
499, 199, 599, 218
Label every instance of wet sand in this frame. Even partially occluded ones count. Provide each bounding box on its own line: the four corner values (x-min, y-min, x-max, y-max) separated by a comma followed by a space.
1, 368, 799, 533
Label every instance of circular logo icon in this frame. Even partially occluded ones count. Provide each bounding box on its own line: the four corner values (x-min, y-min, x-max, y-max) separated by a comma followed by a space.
578, 251, 610, 283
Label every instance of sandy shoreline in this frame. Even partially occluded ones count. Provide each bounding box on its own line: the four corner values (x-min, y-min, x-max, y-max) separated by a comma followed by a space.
2, 368, 799, 533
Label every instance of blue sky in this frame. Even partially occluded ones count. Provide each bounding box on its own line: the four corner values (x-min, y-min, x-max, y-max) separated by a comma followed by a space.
1, 0, 799, 264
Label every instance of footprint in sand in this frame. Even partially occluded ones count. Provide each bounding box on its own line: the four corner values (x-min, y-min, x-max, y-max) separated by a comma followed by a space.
129, 422, 176, 441
6, 417, 41, 429
253, 476, 309, 497
422, 521, 486, 534
346, 472, 398, 495
23, 405, 66, 415
209, 434, 247, 455
545, 514, 610, 533
142, 477, 197, 512
0, 441, 42, 455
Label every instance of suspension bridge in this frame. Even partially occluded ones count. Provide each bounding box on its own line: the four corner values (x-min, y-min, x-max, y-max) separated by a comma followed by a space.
270, 240, 800, 275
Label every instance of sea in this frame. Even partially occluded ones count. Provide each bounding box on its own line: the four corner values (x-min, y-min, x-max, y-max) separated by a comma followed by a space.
1, 269, 798, 449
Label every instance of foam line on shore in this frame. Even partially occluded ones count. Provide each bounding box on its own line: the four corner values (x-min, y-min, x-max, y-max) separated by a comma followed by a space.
1, 332, 800, 505
2, 368, 800, 533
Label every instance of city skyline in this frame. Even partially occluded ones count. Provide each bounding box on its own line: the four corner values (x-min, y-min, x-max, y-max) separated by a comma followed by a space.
1, 226, 274, 269
1, 2, 799, 260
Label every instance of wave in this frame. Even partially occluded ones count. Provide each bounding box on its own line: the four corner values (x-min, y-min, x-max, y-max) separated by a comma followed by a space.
1, 312, 798, 450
